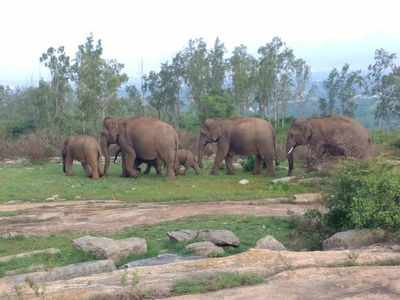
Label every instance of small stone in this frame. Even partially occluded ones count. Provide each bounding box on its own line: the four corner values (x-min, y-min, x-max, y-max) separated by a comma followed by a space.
239, 179, 249, 185
255, 235, 286, 251
198, 229, 240, 247
167, 230, 199, 242
272, 176, 296, 183
186, 241, 224, 257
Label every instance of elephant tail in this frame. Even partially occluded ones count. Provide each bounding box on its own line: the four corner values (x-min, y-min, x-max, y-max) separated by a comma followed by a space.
62, 147, 66, 173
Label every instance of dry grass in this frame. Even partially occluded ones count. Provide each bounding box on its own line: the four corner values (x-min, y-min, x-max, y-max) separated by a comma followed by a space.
0, 131, 64, 162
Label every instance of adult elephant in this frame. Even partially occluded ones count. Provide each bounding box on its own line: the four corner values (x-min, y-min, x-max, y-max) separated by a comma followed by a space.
101, 116, 178, 179
286, 116, 371, 176
198, 117, 277, 176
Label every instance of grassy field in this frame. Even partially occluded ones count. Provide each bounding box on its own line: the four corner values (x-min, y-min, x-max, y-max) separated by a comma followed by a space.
0, 215, 310, 277
0, 160, 314, 203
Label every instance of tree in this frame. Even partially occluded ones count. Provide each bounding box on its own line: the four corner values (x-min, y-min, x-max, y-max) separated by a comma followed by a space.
123, 84, 144, 116
207, 37, 227, 95
71, 34, 127, 133
40, 46, 71, 129
337, 64, 363, 117
198, 92, 235, 122
293, 59, 311, 117
323, 68, 340, 115
256, 37, 295, 123
367, 48, 399, 127
229, 45, 256, 114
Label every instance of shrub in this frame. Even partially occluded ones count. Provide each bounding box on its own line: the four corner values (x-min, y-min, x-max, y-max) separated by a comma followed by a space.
241, 155, 255, 172
325, 159, 400, 231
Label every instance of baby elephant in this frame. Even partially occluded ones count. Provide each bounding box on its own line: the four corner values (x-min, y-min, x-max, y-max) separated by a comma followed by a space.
175, 149, 200, 175
62, 135, 104, 179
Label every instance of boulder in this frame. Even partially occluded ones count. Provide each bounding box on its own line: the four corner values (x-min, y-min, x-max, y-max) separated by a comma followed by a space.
167, 230, 199, 242
73, 235, 147, 262
255, 235, 286, 251
198, 229, 240, 247
185, 242, 224, 257
323, 229, 386, 250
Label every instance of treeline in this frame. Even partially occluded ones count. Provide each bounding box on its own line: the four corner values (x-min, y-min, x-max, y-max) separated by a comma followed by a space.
0, 34, 399, 138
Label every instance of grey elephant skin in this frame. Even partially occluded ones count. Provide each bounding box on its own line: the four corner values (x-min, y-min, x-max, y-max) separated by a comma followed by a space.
198, 117, 277, 176
62, 135, 103, 179
286, 116, 371, 176
101, 116, 178, 179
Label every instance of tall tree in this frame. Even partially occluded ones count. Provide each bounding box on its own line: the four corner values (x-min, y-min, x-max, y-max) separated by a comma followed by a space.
293, 59, 311, 117
323, 68, 340, 115
367, 48, 398, 127
207, 37, 227, 95
229, 45, 256, 114
40, 46, 71, 129
71, 34, 127, 133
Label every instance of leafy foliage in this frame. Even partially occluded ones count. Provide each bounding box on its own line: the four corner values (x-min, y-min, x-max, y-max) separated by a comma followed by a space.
325, 160, 400, 230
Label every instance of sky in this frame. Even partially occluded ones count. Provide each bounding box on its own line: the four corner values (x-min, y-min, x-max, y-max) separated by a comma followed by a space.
1, 0, 400, 86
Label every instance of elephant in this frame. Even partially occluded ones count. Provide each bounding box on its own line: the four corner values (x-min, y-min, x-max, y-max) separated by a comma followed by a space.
175, 149, 200, 175
286, 116, 372, 176
62, 135, 103, 179
101, 116, 178, 180
113, 148, 161, 175
198, 117, 277, 176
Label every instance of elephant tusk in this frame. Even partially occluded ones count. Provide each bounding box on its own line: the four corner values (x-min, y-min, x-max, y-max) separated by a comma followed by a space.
287, 147, 294, 155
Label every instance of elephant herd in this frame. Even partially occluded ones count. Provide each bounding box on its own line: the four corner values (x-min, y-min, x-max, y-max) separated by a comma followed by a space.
62, 115, 372, 180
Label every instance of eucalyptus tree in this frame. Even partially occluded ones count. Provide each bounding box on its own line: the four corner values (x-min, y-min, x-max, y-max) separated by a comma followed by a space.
367, 48, 399, 127
71, 34, 127, 133
293, 59, 311, 117
229, 45, 257, 114
40, 46, 71, 129
256, 37, 295, 123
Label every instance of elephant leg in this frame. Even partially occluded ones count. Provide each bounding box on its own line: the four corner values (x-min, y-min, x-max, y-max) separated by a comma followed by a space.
123, 147, 139, 178
161, 150, 176, 180
81, 162, 91, 177
155, 159, 162, 176
87, 158, 100, 179
121, 153, 130, 177
225, 153, 235, 175
211, 142, 229, 175
65, 154, 73, 176
265, 156, 275, 177
253, 155, 262, 175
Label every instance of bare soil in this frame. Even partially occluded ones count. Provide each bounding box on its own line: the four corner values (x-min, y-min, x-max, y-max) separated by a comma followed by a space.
0, 195, 323, 236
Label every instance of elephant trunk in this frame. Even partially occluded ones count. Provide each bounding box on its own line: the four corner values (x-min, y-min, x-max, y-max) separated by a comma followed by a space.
100, 132, 110, 175
287, 140, 295, 176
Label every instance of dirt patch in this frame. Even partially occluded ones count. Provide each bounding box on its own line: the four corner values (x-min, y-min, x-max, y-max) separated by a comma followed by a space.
0, 196, 323, 236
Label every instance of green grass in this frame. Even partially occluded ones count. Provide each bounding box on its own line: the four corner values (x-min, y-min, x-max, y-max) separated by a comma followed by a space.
0, 210, 18, 217
0, 235, 96, 277
0, 215, 308, 277
0, 161, 313, 203
171, 272, 264, 295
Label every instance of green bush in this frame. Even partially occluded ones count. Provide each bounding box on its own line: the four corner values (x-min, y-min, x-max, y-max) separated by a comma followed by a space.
325, 159, 400, 231
241, 156, 255, 172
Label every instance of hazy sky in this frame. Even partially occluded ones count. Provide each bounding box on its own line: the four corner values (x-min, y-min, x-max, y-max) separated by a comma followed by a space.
1, 0, 400, 86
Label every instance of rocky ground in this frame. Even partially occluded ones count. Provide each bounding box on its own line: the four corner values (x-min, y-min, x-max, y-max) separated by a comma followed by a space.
0, 193, 399, 300
0, 193, 323, 236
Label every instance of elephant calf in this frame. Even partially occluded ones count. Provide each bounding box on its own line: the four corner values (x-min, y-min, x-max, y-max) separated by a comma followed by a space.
175, 149, 200, 175
62, 135, 104, 179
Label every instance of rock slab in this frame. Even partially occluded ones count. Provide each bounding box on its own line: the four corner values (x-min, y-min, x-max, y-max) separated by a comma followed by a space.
323, 229, 386, 250
186, 242, 225, 257
73, 235, 147, 262
167, 230, 199, 242
122, 254, 202, 268
198, 229, 240, 247
255, 235, 286, 251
